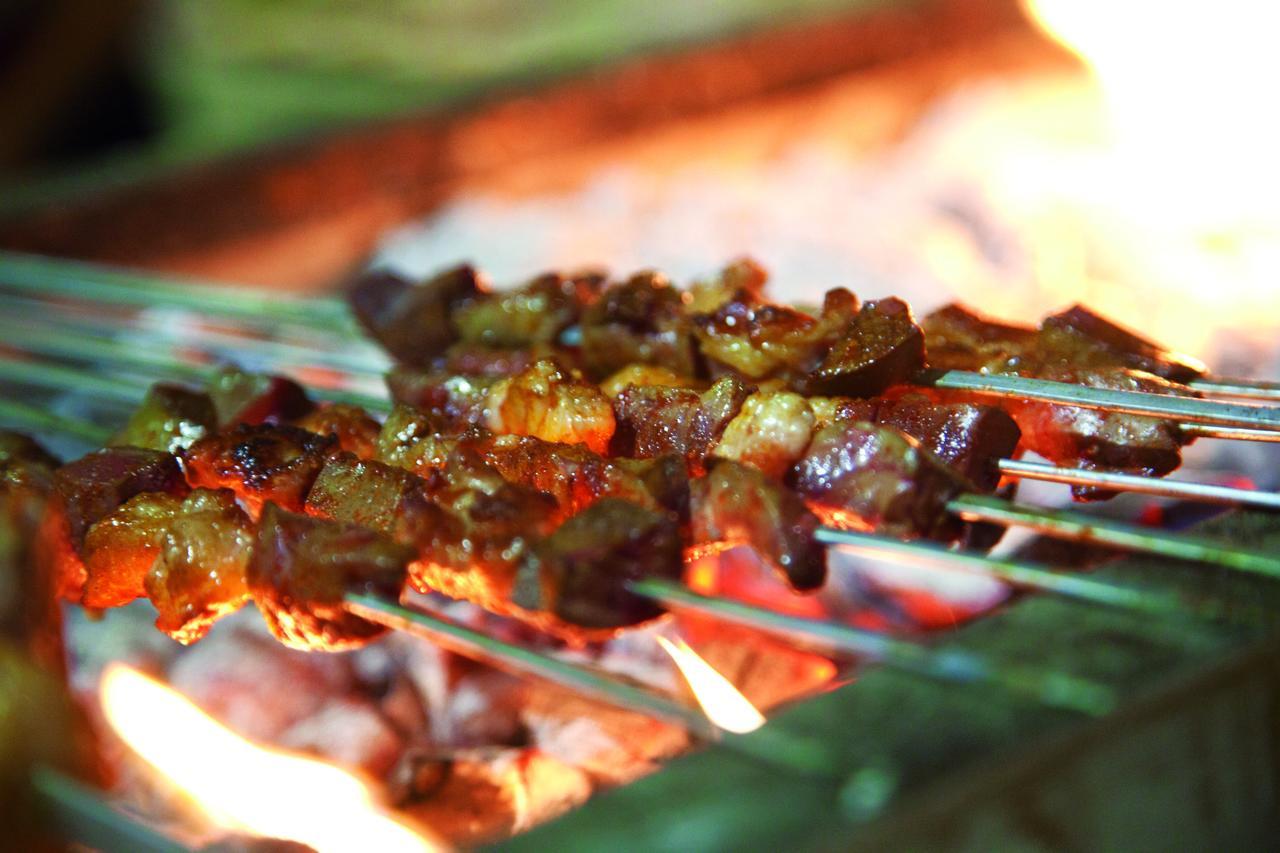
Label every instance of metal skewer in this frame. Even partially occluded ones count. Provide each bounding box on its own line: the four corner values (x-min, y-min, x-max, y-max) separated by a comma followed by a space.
997, 458, 1280, 510
1189, 376, 1280, 402
30, 765, 186, 853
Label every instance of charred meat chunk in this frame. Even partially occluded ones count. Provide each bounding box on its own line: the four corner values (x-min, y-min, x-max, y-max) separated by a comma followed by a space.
1039, 304, 1206, 383
347, 265, 483, 366
712, 389, 816, 479
248, 503, 412, 652
807, 297, 925, 397
206, 366, 314, 427
693, 288, 858, 383
386, 367, 497, 431
611, 376, 751, 472
792, 421, 970, 541
514, 498, 682, 631
453, 271, 601, 348
922, 303, 1040, 374
374, 404, 471, 477
305, 453, 421, 533
184, 424, 338, 517
484, 360, 616, 454
580, 271, 699, 380
690, 459, 825, 591
294, 404, 382, 459
111, 384, 217, 454
146, 489, 253, 644
52, 448, 187, 550
80, 491, 184, 608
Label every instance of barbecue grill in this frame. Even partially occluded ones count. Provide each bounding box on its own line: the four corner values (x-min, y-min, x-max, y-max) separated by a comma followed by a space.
2, 1, 1279, 850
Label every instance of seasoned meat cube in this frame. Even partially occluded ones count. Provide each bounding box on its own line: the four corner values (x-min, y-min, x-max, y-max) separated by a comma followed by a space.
686, 257, 767, 314
0, 433, 59, 655
792, 421, 970, 541
374, 405, 469, 477
1039, 305, 1206, 383
206, 366, 314, 427
111, 384, 217, 454
305, 453, 420, 532
386, 367, 497, 432
922, 303, 1040, 374
599, 364, 695, 399
611, 376, 751, 472
693, 288, 858, 382
52, 448, 187, 549
294, 404, 381, 459
184, 424, 338, 517
712, 390, 816, 478
146, 489, 253, 644
580, 271, 699, 379
438, 342, 554, 378
81, 492, 184, 608
690, 460, 825, 591
474, 434, 656, 520
806, 297, 925, 397
514, 499, 683, 631
453, 271, 601, 348
347, 265, 483, 366
991, 367, 1192, 500
484, 360, 615, 454
614, 454, 690, 521
248, 503, 412, 652
0, 432, 60, 472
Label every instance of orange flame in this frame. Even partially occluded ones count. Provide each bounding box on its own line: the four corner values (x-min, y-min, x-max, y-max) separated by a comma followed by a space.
99, 664, 440, 853
655, 636, 765, 734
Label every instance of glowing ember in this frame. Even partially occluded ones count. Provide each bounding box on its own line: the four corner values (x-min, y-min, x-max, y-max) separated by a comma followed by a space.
656, 636, 766, 734
99, 664, 439, 853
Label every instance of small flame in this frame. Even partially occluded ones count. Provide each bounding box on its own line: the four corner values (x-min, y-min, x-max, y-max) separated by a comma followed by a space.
99, 664, 440, 853
656, 636, 766, 734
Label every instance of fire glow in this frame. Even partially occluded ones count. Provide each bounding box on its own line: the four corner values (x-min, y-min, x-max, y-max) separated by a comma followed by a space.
656, 636, 766, 735
99, 664, 439, 853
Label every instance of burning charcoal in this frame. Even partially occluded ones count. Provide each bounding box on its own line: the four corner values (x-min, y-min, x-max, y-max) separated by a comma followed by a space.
52, 448, 187, 551
304, 453, 420, 533
484, 359, 616, 454
453, 271, 600, 348
792, 421, 971, 541
110, 384, 218, 454
146, 489, 254, 644
385, 367, 497, 429
206, 366, 314, 427
580, 270, 700, 379
1040, 304, 1207, 383
247, 504, 413, 652
921, 303, 1041, 374
80, 491, 184, 608
514, 498, 683, 631
391, 748, 592, 846
475, 433, 657, 520
347, 265, 483, 366
691, 459, 826, 591
184, 424, 339, 518
693, 287, 858, 382
611, 375, 752, 472
806, 297, 926, 397
277, 697, 404, 777
293, 404, 381, 459
713, 389, 817, 478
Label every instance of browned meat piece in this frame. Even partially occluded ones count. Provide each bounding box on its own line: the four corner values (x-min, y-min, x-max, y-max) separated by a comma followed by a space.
692, 288, 858, 383
611, 376, 752, 472
988, 366, 1192, 500
599, 364, 696, 399
248, 503, 413, 652
453, 271, 601, 348
690, 460, 825, 591
146, 489, 254, 644
580, 271, 699, 380
52, 448, 187, 551
0, 432, 58, 472
294, 404, 381, 459
0, 433, 60, 658
685, 257, 767, 314
1039, 305, 1207, 383
712, 389, 816, 478
828, 394, 1021, 492
614, 454, 690, 521
437, 342, 562, 378
206, 366, 314, 427
184, 424, 338, 517
375, 405, 471, 477
386, 367, 497, 431
110, 384, 218, 454
792, 421, 971, 541
806, 297, 925, 397
347, 265, 483, 366
514, 498, 683, 630
473, 434, 656, 520
80, 491, 184, 608
305, 453, 420, 532
922, 303, 1040, 374
484, 360, 616, 454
